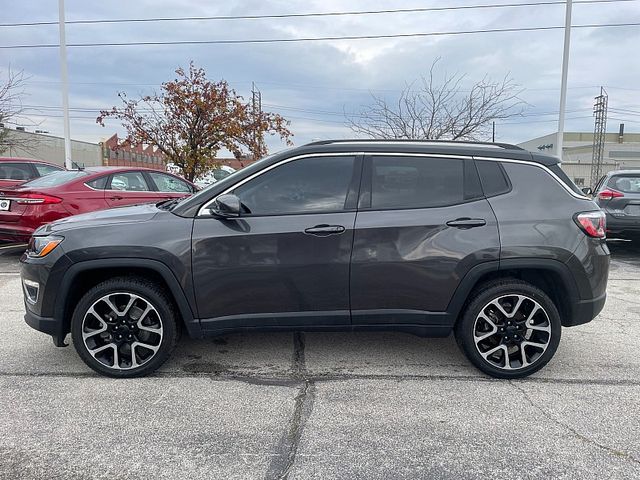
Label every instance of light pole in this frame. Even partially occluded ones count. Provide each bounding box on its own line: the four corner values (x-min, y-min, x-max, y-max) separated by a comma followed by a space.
58, 0, 73, 169
556, 0, 572, 160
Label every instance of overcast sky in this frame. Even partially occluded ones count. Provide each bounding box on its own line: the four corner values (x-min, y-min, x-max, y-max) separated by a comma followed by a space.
1, 0, 640, 154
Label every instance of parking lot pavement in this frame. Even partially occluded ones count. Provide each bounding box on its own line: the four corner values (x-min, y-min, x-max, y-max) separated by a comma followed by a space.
0, 243, 639, 479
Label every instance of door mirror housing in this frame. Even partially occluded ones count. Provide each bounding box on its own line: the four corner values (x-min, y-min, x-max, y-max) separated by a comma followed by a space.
210, 194, 241, 218
581, 187, 593, 196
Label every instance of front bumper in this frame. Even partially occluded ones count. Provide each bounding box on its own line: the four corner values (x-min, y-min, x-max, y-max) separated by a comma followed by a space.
24, 305, 67, 346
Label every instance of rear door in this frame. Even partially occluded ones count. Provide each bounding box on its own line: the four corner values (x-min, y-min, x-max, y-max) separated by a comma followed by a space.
105, 171, 160, 207
350, 154, 500, 327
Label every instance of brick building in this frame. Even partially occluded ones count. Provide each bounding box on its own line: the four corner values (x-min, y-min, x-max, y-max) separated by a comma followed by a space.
100, 134, 166, 171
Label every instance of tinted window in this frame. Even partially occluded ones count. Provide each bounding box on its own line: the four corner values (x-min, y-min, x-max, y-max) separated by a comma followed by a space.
21, 170, 88, 187
213, 169, 232, 181
548, 164, 584, 195
109, 172, 150, 191
87, 176, 108, 190
370, 156, 480, 209
234, 156, 355, 215
0, 162, 34, 181
608, 175, 640, 193
148, 172, 192, 193
33, 163, 63, 176
476, 160, 511, 197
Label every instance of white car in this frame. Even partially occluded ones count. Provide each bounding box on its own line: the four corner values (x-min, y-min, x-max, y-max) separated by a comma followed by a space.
194, 165, 236, 189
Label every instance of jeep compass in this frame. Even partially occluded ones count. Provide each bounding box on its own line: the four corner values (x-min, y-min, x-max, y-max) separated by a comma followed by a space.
21, 140, 610, 378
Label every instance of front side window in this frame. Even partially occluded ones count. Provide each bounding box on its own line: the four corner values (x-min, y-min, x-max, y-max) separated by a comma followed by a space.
0, 162, 34, 181
109, 172, 150, 191
370, 156, 481, 209
148, 172, 192, 193
233, 155, 356, 215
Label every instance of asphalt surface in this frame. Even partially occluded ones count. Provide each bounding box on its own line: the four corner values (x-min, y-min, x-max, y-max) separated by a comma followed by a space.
0, 241, 639, 479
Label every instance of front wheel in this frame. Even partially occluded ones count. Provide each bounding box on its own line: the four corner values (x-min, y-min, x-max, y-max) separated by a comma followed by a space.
455, 280, 561, 379
71, 277, 178, 378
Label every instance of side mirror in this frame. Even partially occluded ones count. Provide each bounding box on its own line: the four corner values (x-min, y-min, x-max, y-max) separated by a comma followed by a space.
582, 187, 593, 196
210, 194, 241, 218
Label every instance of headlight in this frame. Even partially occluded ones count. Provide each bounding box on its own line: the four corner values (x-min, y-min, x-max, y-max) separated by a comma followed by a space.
27, 235, 64, 258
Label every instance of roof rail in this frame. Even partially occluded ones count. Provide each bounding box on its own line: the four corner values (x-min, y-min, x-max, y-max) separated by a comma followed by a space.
304, 138, 524, 151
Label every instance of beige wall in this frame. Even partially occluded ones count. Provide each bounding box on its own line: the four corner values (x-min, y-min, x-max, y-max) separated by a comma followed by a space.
1, 129, 102, 167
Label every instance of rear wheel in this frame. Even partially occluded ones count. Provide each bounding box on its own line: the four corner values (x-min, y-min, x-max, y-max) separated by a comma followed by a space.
455, 279, 561, 379
71, 277, 178, 378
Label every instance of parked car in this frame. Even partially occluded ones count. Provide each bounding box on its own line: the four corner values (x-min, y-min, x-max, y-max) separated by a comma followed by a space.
21, 140, 609, 379
194, 165, 236, 189
591, 170, 640, 241
1, 167, 196, 243
0, 157, 64, 188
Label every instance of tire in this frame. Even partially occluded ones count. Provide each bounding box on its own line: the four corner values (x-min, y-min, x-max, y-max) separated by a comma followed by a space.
455, 279, 561, 379
71, 276, 179, 378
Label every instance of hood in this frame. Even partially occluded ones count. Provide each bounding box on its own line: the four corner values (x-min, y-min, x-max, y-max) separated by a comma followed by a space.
36, 203, 161, 235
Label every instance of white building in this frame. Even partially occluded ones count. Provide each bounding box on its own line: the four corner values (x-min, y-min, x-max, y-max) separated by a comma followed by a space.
518, 125, 640, 187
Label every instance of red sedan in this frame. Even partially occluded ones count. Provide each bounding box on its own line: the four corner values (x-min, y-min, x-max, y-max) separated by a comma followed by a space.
0, 157, 65, 188
0, 167, 197, 243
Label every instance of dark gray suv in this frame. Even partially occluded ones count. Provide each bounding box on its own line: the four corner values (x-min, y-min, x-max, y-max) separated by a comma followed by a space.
21, 140, 609, 379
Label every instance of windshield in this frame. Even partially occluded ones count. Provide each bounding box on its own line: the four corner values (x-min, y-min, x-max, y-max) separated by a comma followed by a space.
21, 170, 89, 188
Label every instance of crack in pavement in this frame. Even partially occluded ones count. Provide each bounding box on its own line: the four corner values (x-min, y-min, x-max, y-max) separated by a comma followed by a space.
265, 332, 316, 480
510, 381, 640, 466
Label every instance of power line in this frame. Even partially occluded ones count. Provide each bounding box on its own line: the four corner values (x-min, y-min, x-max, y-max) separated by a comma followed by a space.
2, 21, 640, 49
0, 0, 635, 28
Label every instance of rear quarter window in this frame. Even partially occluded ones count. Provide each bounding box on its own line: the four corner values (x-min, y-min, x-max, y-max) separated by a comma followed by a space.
475, 160, 511, 197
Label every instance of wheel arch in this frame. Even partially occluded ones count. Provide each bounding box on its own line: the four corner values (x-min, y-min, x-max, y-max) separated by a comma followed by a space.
447, 259, 580, 327
55, 258, 201, 339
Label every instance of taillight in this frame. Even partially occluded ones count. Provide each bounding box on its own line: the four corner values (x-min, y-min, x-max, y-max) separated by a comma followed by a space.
598, 188, 624, 201
575, 211, 606, 238
15, 193, 62, 205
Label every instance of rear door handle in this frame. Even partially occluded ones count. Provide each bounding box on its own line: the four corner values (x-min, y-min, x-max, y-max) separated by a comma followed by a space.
304, 224, 346, 236
446, 218, 486, 229
109, 195, 123, 201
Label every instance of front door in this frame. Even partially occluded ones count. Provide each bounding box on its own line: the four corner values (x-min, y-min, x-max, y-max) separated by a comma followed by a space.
192, 154, 362, 332
350, 154, 500, 327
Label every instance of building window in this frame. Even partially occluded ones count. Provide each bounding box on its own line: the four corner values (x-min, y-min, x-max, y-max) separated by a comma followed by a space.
574, 177, 585, 186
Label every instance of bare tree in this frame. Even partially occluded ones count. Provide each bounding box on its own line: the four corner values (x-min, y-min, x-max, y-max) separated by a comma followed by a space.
0, 69, 41, 155
347, 59, 525, 141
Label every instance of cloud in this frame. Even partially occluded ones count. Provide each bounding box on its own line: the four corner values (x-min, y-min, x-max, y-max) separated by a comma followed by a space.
1, 0, 639, 151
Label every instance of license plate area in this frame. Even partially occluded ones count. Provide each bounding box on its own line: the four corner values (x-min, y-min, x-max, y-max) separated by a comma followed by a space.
0, 199, 10, 211
623, 205, 640, 216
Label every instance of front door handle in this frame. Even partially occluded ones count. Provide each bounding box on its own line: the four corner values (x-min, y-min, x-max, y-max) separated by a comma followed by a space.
446, 218, 486, 229
109, 195, 123, 201
304, 224, 346, 236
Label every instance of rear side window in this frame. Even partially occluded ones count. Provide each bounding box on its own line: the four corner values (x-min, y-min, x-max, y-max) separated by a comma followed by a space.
608, 175, 640, 193
86, 176, 108, 190
109, 172, 150, 191
369, 156, 482, 209
475, 160, 511, 197
0, 162, 34, 181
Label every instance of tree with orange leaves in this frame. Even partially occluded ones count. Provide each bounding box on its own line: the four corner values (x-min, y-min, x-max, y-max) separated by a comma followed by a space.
97, 62, 292, 181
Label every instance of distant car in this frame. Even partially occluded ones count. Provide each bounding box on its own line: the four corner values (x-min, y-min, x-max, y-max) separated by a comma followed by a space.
593, 170, 640, 241
0, 167, 196, 243
194, 166, 236, 189
0, 157, 64, 188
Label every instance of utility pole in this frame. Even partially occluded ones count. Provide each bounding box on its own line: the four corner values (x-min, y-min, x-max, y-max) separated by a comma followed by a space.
590, 87, 608, 187
556, 0, 572, 160
58, 0, 73, 170
492, 121, 495, 143
251, 82, 262, 161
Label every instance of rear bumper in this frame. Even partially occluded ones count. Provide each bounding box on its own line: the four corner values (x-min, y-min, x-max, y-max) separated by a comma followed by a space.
565, 292, 607, 327
605, 213, 640, 237
0, 225, 33, 243
24, 305, 67, 346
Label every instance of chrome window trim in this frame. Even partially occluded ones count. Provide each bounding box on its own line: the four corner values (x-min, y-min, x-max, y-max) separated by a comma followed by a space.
198, 152, 364, 216
474, 156, 590, 200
